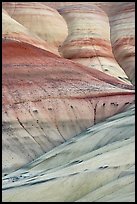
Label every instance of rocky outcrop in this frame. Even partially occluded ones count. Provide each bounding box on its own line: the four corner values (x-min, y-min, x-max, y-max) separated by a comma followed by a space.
58, 5, 131, 85
2, 2, 68, 56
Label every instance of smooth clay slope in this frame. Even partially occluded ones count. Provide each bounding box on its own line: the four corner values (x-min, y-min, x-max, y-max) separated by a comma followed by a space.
2, 2, 135, 202
2, 39, 135, 173
2, 104, 135, 202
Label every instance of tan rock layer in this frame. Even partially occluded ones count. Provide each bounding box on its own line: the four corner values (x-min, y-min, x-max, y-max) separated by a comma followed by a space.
2, 10, 60, 55
2, 2, 68, 55
109, 3, 135, 85
3, 2, 135, 84
58, 4, 132, 85
37, 2, 135, 85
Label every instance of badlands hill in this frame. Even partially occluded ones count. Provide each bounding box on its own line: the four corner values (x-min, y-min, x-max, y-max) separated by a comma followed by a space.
2, 2, 135, 202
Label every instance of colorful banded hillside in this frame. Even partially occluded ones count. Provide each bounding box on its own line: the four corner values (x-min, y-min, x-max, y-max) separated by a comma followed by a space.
2, 2, 135, 202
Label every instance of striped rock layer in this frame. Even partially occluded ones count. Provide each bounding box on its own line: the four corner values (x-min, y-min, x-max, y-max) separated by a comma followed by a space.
2, 9, 60, 56
38, 2, 135, 85
2, 39, 134, 172
58, 5, 131, 85
109, 3, 135, 85
39, 2, 115, 11
2, 2, 68, 56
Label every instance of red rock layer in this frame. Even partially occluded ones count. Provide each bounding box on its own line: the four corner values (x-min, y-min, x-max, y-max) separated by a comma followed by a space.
2, 9, 59, 55
2, 39, 134, 172
38, 2, 135, 85
109, 3, 135, 85
58, 4, 131, 85
2, 2, 68, 55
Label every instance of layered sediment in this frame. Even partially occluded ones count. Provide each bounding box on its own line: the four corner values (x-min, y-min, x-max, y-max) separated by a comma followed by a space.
37, 2, 135, 85
109, 3, 135, 85
2, 9, 60, 55
2, 2, 135, 202
2, 2, 68, 56
58, 4, 131, 84
2, 39, 134, 172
